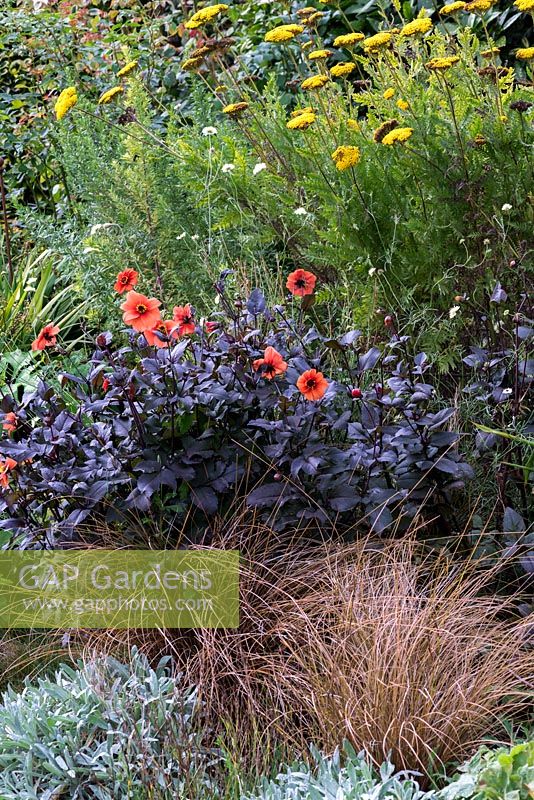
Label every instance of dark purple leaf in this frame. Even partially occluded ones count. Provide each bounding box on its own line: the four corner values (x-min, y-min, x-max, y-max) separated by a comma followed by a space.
359, 347, 381, 372
247, 288, 267, 315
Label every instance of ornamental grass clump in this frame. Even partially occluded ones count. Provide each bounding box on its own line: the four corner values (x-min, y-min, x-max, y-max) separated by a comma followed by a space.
176, 533, 533, 781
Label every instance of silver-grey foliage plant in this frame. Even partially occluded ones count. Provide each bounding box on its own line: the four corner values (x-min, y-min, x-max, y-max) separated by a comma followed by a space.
243, 742, 436, 800
0, 647, 219, 800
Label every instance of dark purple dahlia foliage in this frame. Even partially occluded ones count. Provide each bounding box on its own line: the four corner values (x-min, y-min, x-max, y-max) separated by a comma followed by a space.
0, 278, 473, 547
461, 286, 533, 584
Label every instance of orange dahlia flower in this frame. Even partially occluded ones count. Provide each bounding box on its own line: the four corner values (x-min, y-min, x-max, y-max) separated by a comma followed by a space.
253, 346, 288, 379
173, 304, 196, 335
286, 269, 317, 297
297, 368, 329, 400
2, 413, 17, 434
114, 269, 139, 294
31, 323, 60, 351
121, 291, 162, 332
144, 319, 179, 348
0, 457, 17, 489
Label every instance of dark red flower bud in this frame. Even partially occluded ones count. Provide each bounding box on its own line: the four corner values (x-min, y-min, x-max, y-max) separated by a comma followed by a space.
384, 315, 394, 328
273, 472, 283, 481
351, 388, 362, 398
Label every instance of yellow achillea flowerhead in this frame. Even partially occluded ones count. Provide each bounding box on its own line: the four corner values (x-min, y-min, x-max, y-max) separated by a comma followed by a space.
279, 23, 305, 32
291, 106, 314, 117
440, 1, 466, 12
182, 57, 204, 71
296, 6, 316, 15
117, 60, 138, 77
222, 101, 249, 115
191, 46, 212, 57
98, 86, 124, 104
400, 17, 433, 35
363, 32, 393, 52
516, 47, 534, 59
265, 28, 295, 42
214, 85, 227, 92
347, 118, 360, 131
383, 87, 395, 99
514, 0, 534, 10
397, 99, 409, 110
334, 32, 365, 47
426, 55, 460, 70
481, 46, 500, 57
54, 86, 77, 120
265, 24, 304, 42
287, 111, 316, 129
185, 4, 228, 29
301, 40, 314, 49
308, 49, 331, 59
301, 74, 329, 89
332, 145, 361, 170
330, 62, 356, 77
466, 0, 494, 11
304, 12, 324, 23
382, 126, 413, 145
